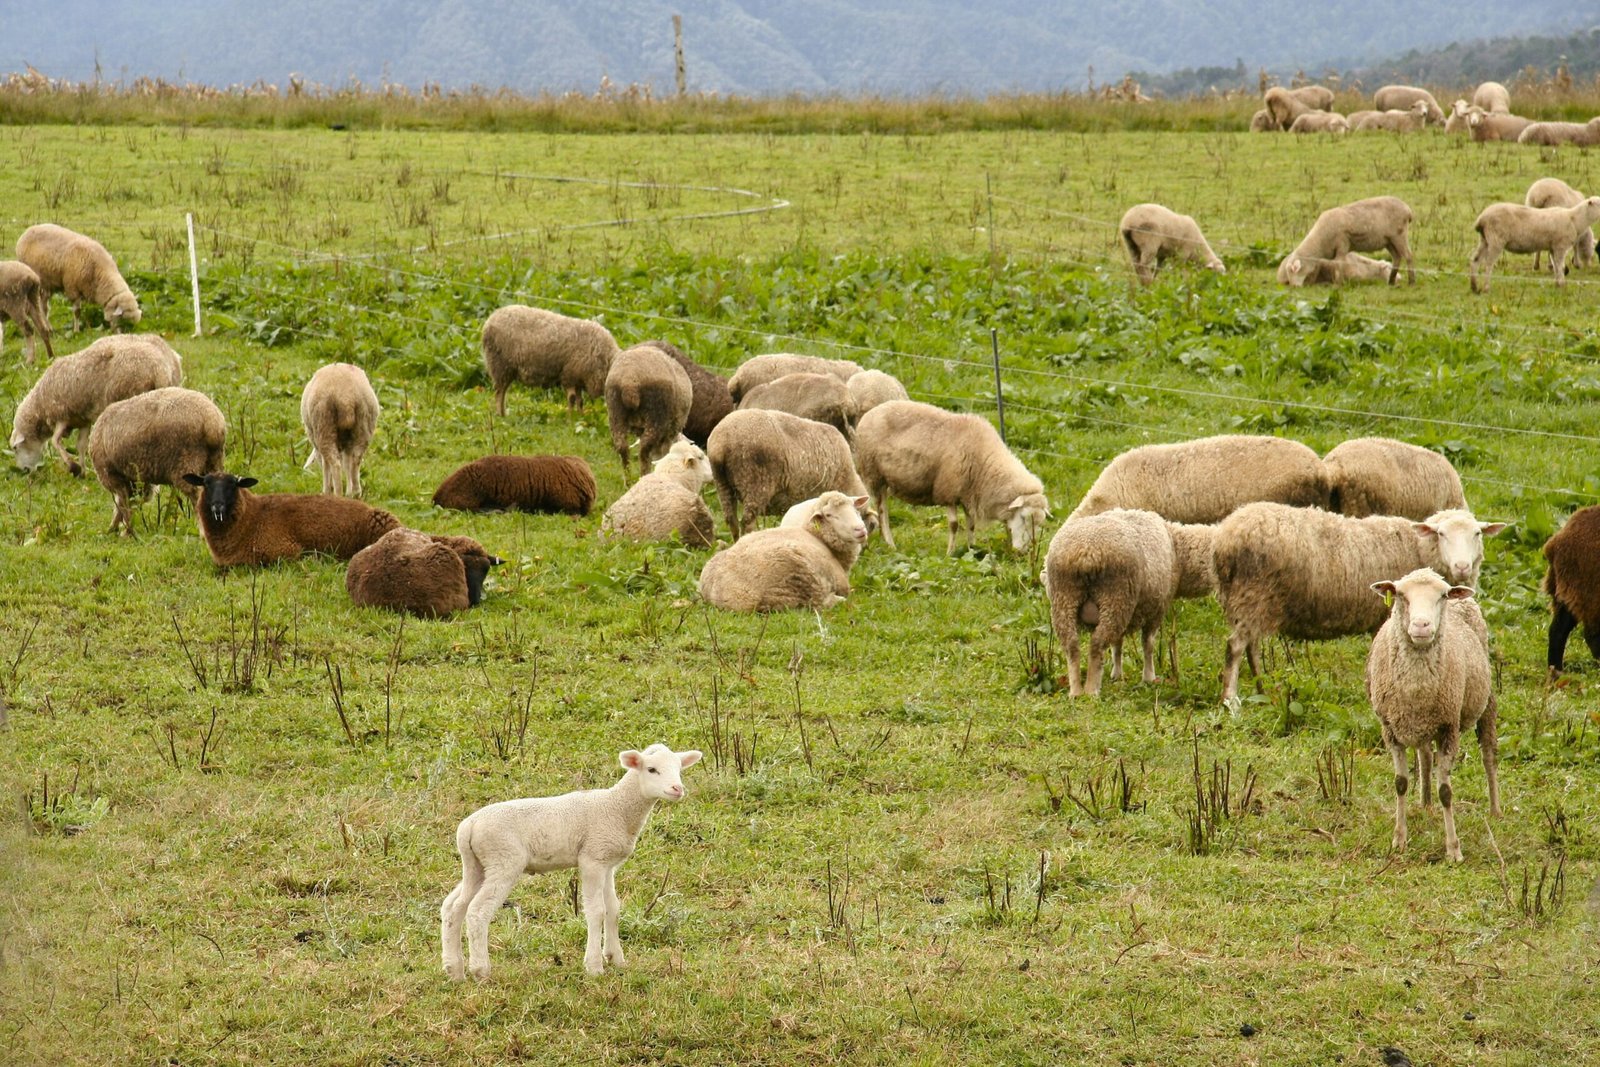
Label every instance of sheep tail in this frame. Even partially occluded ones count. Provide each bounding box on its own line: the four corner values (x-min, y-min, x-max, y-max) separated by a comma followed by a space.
303, 447, 319, 470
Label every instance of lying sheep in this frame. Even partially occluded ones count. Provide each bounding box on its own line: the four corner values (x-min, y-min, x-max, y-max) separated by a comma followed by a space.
706, 409, 869, 538
1278, 195, 1415, 286
301, 362, 378, 497
1517, 118, 1600, 147
481, 305, 619, 415
605, 343, 692, 479
432, 455, 596, 516
1525, 177, 1597, 272
1443, 100, 1482, 135
738, 371, 854, 437
726, 353, 861, 402
846, 368, 909, 421
642, 340, 733, 447
698, 491, 870, 611
347, 529, 501, 618
1249, 108, 1280, 133
1469, 111, 1534, 142
1264, 86, 1312, 129
854, 400, 1048, 554
1345, 110, 1380, 128
87, 387, 226, 536
9, 333, 182, 474
1469, 197, 1600, 292
1353, 101, 1431, 133
1118, 203, 1226, 285
1541, 505, 1600, 673
1282, 251, 1401, 286
599, 438, 716, 548
1069, 434, 1327, 523
15, 223, 141, 331
1323, 438, 1467, 519
1042, 509, 1216, 697
184, 472, 402, 566
1373, 85, 1444, 124
441, 743, 701, 980
0, 260, 53, 364
1473, 81, 1511, 114
1366, 568, 1499, 863
1213, 505, 1506, 701
1289, 111, 1349, 134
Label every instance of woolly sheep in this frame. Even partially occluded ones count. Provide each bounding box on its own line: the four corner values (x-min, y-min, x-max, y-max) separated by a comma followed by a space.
0, 260, 53, 364
184, 472, 402, 567
441, 743, 702, 980
1282, 251, 1401, 286
726, 353, 862, 402
15, 223, 141, 331
347, 529, 502, 618
1468, 111, 1534, 142
300, 362, 378, 497
481, 305, 619, 415
9, 333, 182, 474
1469, 197, 1600, 292
1540, 505, 1600, 673
1472, 81, 1511, 113
1118, 203, 1226, 285
1287, 85, 1335, 111
1264, 86, 1312, 129
604, 342, 693, 479
854, 399, 1048, 554
698, 491, 870, 611
1277, 196, 1414, 286
1289, 111, 1350, 134
845, 368, 909, 420
1443, 100, 1482, 135
1213, 504, 1506, 701
1345, 110, 1380, 128
738, 371, 855, 437
1525, 178, 1597, 272
1069, 434, 1327, 523
1366, 568, 1499, 862
87, 387, 225, 536
432, 455, 596, 516
599, 438, 716, 548
1353, 101, 1430, 133
1372, 85, 1444, 124
641, 340, 733, 447
705, 409, 869, 538
1517, 118, 1600, 147
1323, 437, 1467, 519
1249, 108, 1279, 133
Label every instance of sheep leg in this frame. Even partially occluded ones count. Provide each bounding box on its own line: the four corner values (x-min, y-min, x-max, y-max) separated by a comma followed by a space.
1109, 640, 1124, 683
945, 506, 962, 555
1063, 620, 1083, 697
493, 383, 509, 417
1417, 747, 1433, 810
1478, 696, 1501, 818
49, 423, 82, 477
601, 864, 626, 968
579, 857, 610, 975
109, 490, 132, 537
1470, 237, 1498, 294
615, 441, 632, 482
1387, 739, 1410, 854
1087, 602, 1135, 696
1434, 730, 1463, 863
1141, 623, 1160, 684
1219, 631, 1251, 702
1387, 233, 1415, 284
1552, 243, 1569, 286
463, 864, 521, 981
874, 487, 895, 549
441, 850, 484, 980
1548, 601, 1579, 672
347, 446, 365, 498
69, 299, 82, 332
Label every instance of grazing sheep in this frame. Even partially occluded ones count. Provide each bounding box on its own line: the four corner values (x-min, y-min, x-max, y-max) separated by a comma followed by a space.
1277, 195, 1415, 286
845, 368, 909, 421
15, 223, 141, 331
87, 387, 226, 536
184, 472, 402, 567
9, 333, 182, 474
0, 260, 53, 364
1517, 118, 1600, 147
599, 438, 716, 548
705, 409, 869, 538
1213, 505, 1506, 701
1468, 110, 1534, 142
481, 305, 619, 415
641, 340, 733, 447
1289, 111, 1350, 134
1443, 100, 1482, 135
604, 343, 693, 479
441, 743, 701, 980
1525, 178, 1597, 271
300, 362, 378, 497
1264, 86, 1313, 128
1469, 197, 1600, 292
1473, 81, 1511, 114
1287, 85, 1335, 111
1353, 101, 1431, 133
432, 455, 596, 516
1249, 108, 1280, 133
347, 529, 501, 618
698, 491, 870, 611
1323, 438, 1467, 520
726, 353, 862, 402
1118, 203, 1226, 285
1042, 509, 1216, 696
738, 371, 855, 437
1373, 85, 1444, 124
1069, 434, 1327, 524
1540, 506, 1600, 673
1366, 568, 1499, 862
854, 399, 1048, 554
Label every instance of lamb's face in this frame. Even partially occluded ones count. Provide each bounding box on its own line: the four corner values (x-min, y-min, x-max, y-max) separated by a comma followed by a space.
9, 427, 44, 472
1415, 510, 1508, 588
184, 472, 258, 525
657, 440, 713, 488
621, 744, 703, 802
1005, 493, 1050, 551
810, 492, 870, 547
1372, 569, 1474, 649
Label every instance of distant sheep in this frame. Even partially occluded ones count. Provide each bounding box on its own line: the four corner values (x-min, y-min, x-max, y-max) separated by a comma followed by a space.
641, 340, 733, 447
1287, 85, 1335, 111
1541, 506, 1600, 673
432, 455, 596, 516
1278, 196, 1414, 286
0, 260, 53, 364
301, 362, 378, 497
1289, 111, 1350, 134
1282, 251, 1401, 286
600, 438, 716, 548
1264, 86, 1312, 128
15, 223, 141, 331
845, 368, 909, 420
604, 342, 692, 479
185, 472, 402, 567
481, 305, 619, 415
1353, 101, 1431, 133
1468, 111, 1534, 142
1118, 203, 1226, 285
1443, 100, 1482, 135
1525, 177, 1597, 272
87, 387, 226, 536
1469, 197, 1600, 292
1069, 434, 1327, 523
347, 529, 501, 618
738, 371, 855, 437
699, 491, 870, 611
1372, 85, 1444, 124
1517, 118, 1600, 147
1472, 81, 1511, 113
1249, 108, 1279, 132
1323, 437, 1467, 519
706, 409, 869, 538
726, 353, 861, 402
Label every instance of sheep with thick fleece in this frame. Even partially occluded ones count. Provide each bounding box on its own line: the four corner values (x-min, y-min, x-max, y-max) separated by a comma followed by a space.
1373, 85, 1444, 124
600, 438, 716, 548
432, 455, 596, 515
9, 333, 182, 474
15, 223, 140, 331
738, 371, 855, 437
347, 529, 501, 618
481, 305, 619, 415
1249, 108, 1279, 132
1469, 197, 1600, 292
1469, 110, 1534, 142
699, 491, 870, 611
1264, 86, 1312, 129
0, 260, 53, 364
846, 368, 909, 420
1118, 203, 1226, 285
1042, 509, 1216, 696
301, 362, 378, 497
605, 342, 692, 479
1524, 178, 1597, 272
1353, 101, 1431, 133
1540, 505, 1600, 672
441, 743, 701, 980
1324, 438, 1467, 519
642, 340, 733, 447
1277, 196, 1414, 286
1069, 434, 1327, 523
1289, 111, 1349, 134
726, 353, 861, 402
1283, 251, 1402, 286
705, 409, 869, 538
1366, 569, 1499, 862
1213, 505, 1506, 701
854, 400, 1048, 554
1287, 85, 1335, 111
1472, 82, 1511, 113
1517, 118, 1600, 147
87, 387, 225, 535
1443, 100, 1482, 135
184, 472, 402, 566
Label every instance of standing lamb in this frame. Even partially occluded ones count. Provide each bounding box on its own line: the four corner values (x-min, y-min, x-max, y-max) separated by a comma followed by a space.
846, 368, 909, 421
1366, 568, 1499, 863
726, 353, 861, 402
347, 529, 501, 617
604, 342, 693, 479
0, 260, 53, 364
738, 371, 855, 437
1524, 178, 1597, 272
641, 340, 733, 447
432, 455, 596, 515
300, 362, 379, 497
184, 472, 402, 566
1540, 506, 1600, 673
87, 387, 226, 536
1472, 82, 1511, 113
1323, 438, 1467, 519
1118, 203, 1226, 285
481, 305, 619, 415
705, 409, 869, 538
1469, 111, 1534, 142
1277, 196, 1415, 286
15, 223, 141, 331
1469, 197, 1600, 292
599, 438, 716, 548
441, 743, 702, 980
1372, 85, 1444, 124
854, 400, 1049, 554
1069, 434, 1327, 523
1517, 118, 1600, 147
699, 491, 870, 611
1289, 112, 1350, 134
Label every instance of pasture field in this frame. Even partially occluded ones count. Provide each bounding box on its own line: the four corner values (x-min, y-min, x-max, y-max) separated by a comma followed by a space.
4, 123, 1600, 1065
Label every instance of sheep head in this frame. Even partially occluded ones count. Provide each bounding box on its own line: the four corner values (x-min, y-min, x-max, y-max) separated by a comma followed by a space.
1414, 509, 1508, 588
620, 743, 702, 802
1371, 568, 1474, 649
9, 424, 45, 472
105, 291, 142, 329
184, 472, 258, 525
1005, 492, 1050, 551
808, 491, 870, 549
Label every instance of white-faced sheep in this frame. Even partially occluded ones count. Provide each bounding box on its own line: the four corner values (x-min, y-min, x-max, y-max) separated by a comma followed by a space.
432, 455, 597, 515
1323, 438, 1467, 519
1525, 178, 1597, 272
1289, 111, 1350, 134
1517, 118, 1600, 147
641, 340, 733, 447
1069, 434, 1327, 523
1366, 568, 1499, 863
15, 223, 140, 331
347, 529, 501, 617
605, 342, 693, 479
726, 353, 861, 402
1213, 504, 1506, 701
481, 305, 619, 415
1469, 197, 1600, 292
1278, 196, 1415, 286
1472, 82, 1511, 113
1469, 111, 1534, 142
846, 368, 909, 421
0, 260, 53, 364
1443, 100, 1482, 135
1118, 204, 1226, 285
1540, 506, 1600, 673
705, 409, 870, 539
301, 362, 378, 497
184, 472, 403, 566
600, 438, 716, 548
1249, 108, 1280, 132
1372, 85, 1444, 124
699, 491, 870, 611
9, 333, 182, 474
738, 371, 855, 437
87, 387, 226, 536
1353, 101, 1432, 133
854, 399, 1048, 555
441, 743, 702, 980
1283, 251, 1402, 286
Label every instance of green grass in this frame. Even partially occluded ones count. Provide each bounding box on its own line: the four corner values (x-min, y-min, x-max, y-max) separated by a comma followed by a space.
3, 122, 1599, 1065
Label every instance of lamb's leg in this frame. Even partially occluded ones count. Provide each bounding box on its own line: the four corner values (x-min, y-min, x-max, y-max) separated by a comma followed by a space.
1141, 623, 1160, 684
874, 487, 895, 549
945, 505, 961, 555
1478, 696, 1501, 818
463, 864, 520, 981
579, 857, 609, 975
441, 851, 483, 981
1388, 739, 1410, 853
1434, 730, 1463, 863
601, 864, 626, 968
1548, 601, 1579, 673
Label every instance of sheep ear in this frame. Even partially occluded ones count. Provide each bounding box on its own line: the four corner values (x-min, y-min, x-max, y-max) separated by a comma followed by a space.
1479, 522, 1508, 537
487, 555, 504, 567
1370, 580, 1397, 597
678, 750, 702, 769
182, 473, 205, 487
1412, 522, 1437, 540
809, 513, 824, 529
237, 477, 258, 489
619, 750, 643, 771
852, 495, 869, 509
1446, 586, 1475, 600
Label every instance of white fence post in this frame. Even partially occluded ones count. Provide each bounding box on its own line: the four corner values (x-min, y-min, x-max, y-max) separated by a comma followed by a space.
186, 212, 202, 337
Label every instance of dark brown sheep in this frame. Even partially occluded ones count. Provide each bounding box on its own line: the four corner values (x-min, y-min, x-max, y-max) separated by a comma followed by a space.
347, 529, 502, 617
183, 472, 401, 566
1543, 506, 1600, 672
432, 455, 596, 516
643, 340, 734, 447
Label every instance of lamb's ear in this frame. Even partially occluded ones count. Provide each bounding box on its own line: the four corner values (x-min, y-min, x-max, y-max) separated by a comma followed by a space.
1413, 521, 1437, 540
851, 495, 869, 510
1446, 586, 1476, 600
237, 477, 258, 489
1370, 580, 1397, 597
182, 473, 205, 487
619, 750, 643, 771
678, 750, 703, 769
1480, 521, 1509, 537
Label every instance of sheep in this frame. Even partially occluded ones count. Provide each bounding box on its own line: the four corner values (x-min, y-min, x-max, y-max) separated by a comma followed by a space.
845, 368, 909, 421
440, 743, 702, 980
698, 491, 870, 611
705, 409, 869, 539
432, 455, 596, 516
1540, 505, 1600, 673
1366, 568, 1499, 863
1289, 111, 1349, 134
853, 399, 1048, 554
1473, 81, 1511, 114
300, 362, 378, 497
1069, 434, 1327, 524
1468, 110, 1534, 142
1372, 85, 1444, 124
1277, 195, 1415, 286
1282, 251, 1402, 286
1042, 509, 1216, 696
9, 333, 182, 474
1469, 197, 1600, 292
183, 471, 402, 567
640, 340, 733, 447
1264, 86, 1312, 129
1118, 204, 1226, 285
1249, 108, 1279, 132
1323, 438, 1467, 520
599, 438, 716, 548
1345, 110, 1380, 128
1213, 504, 1507, 701
1352, 101, 1431, 133
737, 371, 855, 437
1517, 117, 1600, 147
1443, 100, 1482, 135
1525, 178, 1597, 272
87, 387, 226, 536
1287, 85, 1335, 111
347, 529, 502, 617
15, 223, 140, 331
726, 353, 861, 402
604, 342, 693, 479
480, 305, 619, 415
0, 260, 53, 364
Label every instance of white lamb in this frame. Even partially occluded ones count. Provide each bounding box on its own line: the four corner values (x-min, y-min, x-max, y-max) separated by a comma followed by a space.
1469, 197, 1600, 292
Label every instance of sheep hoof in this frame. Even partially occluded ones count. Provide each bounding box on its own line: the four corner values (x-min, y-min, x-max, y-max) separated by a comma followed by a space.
468, 965, 490, 982
444, 962, 466, 982
584, 957, 606, 976
67, 460, 84, 477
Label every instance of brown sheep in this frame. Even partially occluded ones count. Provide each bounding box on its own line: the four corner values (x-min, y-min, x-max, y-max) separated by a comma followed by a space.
184, 472, 402, 566
347, 529, 502, 617
432, 455, 597, 516
1542, 506, 1600, 673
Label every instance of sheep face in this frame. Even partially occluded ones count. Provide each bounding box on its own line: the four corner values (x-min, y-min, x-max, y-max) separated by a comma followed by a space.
104, 291, 142, 329
184, 472, 259, 524
810, 491, 870, 548
1371, 569, 1474, 649
656, 439, 712, 487
9, 427, 44, 472
1414, 510, 1508, 587
1005, 493, 1050, 551
620, 743, 703, 801
461, 550, 503, 606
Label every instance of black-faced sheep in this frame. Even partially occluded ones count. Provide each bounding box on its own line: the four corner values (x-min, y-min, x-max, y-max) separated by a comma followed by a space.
15, 223, 140, 331
604, 343, 693, 479
1541, 505, 1600, 673
432, 455, 596, 515
347, 529, 502, 617
1469, 197, 1600, 292
301, 362, 379, 496
1069, 434, 1327, 524
481, 305, 619, 415
705, 409, 869, 539
1277, 196, 1415, 286
0, 260, 54, 364
87, 387, 226, 536
698, 491, 870, 611
184, 472, 402, 566
1118, 203, 1226, 285
1323, 438, 1467, 520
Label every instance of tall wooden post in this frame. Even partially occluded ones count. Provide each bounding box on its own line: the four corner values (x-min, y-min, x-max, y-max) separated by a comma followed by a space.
673, 15, 686, 96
